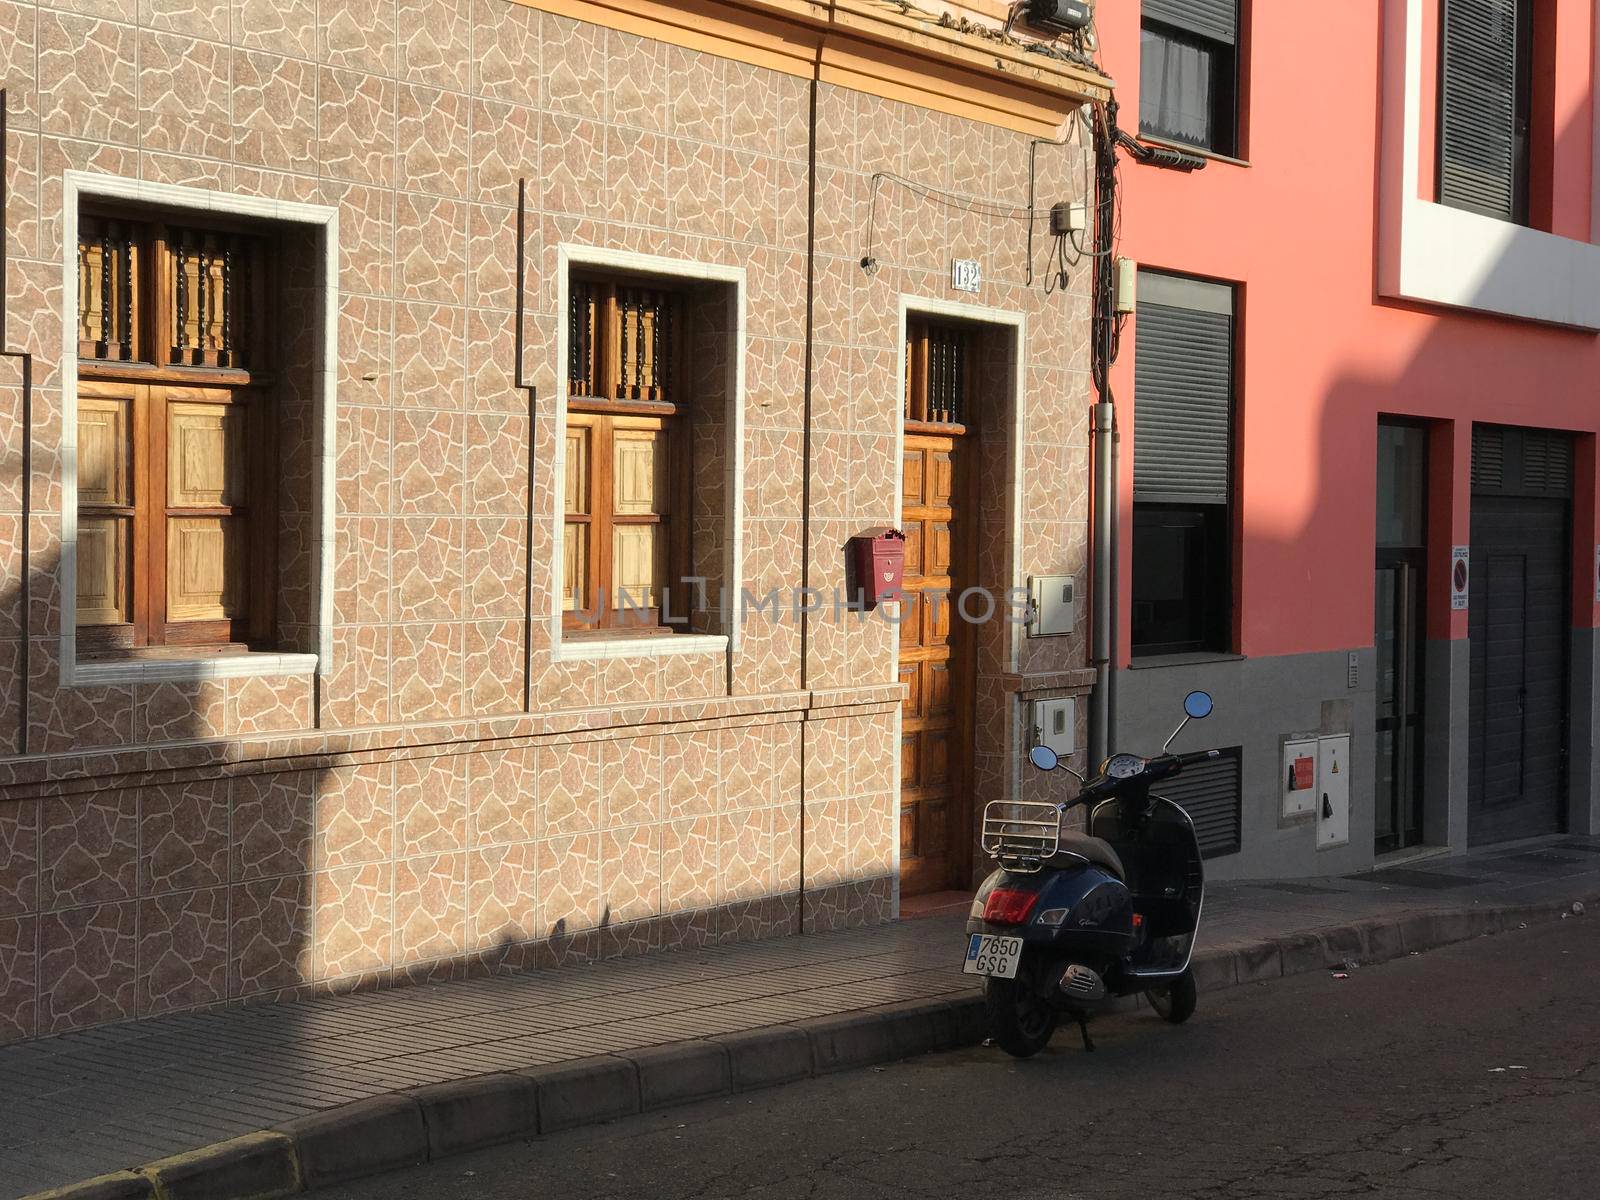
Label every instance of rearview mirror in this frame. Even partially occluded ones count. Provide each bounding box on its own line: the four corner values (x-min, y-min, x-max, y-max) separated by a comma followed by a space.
1028, 745, 1060, 772
1183, 690, 1214, 720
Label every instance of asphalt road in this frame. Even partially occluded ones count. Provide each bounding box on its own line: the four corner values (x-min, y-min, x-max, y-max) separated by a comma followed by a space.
325, 918, 1600, 1200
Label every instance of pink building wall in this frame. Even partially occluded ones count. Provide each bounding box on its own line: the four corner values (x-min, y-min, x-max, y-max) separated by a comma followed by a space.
1098, 0, 1600, 667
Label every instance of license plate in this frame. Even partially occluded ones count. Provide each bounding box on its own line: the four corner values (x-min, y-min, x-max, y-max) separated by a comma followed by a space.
963, 934, 1023, 979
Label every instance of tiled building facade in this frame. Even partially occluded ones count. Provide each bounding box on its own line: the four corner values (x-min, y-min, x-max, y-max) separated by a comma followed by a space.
0, 0, 1105, 1041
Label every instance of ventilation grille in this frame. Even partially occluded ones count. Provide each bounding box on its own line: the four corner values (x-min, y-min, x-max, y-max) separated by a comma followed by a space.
1522, 431, 1571, 495
1473, 425, 1571, 498
1159, 748, 1242, 860
1472, 426, 1505, 490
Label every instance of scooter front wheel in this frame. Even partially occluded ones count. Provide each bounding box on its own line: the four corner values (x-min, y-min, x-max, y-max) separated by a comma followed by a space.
984, 970, 1058, 1058
1145, 967, 1197, 1024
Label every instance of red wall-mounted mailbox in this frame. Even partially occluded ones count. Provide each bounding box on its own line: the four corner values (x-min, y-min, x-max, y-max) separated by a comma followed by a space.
850, 529, 906, 609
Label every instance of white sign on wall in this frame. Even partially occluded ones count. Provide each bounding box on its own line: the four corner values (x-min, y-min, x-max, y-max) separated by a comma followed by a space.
1451, 546, 1469, 611
951, 258, 981, 294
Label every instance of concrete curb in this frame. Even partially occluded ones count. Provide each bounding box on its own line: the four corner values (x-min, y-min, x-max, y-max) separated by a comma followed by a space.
23, 891, 1595, 1200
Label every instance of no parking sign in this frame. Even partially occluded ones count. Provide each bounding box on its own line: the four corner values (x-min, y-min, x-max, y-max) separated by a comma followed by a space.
1451, 546, 1469, 611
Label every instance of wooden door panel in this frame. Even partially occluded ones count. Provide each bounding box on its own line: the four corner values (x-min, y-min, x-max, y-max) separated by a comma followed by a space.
167, 402, 246, 507
900, 663, 921, 718
166, 515, 245, 622
77, 516, 130, 625
899, 432, 975, 898
77, 397, 130, 506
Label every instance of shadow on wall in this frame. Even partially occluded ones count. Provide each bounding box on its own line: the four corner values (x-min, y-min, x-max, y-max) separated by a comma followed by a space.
0, 527, 893, 1043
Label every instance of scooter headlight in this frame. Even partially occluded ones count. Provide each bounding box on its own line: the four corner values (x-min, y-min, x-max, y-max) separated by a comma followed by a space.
1034, 907, 1071, 927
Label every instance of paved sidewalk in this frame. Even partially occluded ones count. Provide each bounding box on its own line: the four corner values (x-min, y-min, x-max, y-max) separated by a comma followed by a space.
5, 834, 1600, 1198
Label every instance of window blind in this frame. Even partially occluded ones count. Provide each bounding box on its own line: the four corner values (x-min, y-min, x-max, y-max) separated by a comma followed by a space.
1439, 0, 1521, 220
1133, 272, 1235, 507
1143, 0, 1237, 45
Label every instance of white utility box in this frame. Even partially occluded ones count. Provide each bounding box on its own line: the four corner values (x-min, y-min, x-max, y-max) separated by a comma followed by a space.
1028, 576, 1076, 637
1282, 738, 1318, 819
1032, 698, 1075, 757
1315, 735, 1351, 849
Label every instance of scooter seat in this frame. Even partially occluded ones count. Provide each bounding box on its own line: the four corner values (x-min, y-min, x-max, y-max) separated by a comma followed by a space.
1046, 832, 1125, 880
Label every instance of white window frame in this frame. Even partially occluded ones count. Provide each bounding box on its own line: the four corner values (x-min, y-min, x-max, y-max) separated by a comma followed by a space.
551, 245, 745, 663
59, 172, 338, 686
1378, 0, 1600, 329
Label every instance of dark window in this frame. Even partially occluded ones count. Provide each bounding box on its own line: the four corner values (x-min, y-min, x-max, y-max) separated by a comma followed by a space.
1438, 0, 1533, 223
1139, 0, 1240, 157
1131, 271, 1236, 657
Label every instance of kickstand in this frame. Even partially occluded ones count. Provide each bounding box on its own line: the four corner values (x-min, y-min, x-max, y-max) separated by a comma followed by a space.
1076, 1013, 1096, 1053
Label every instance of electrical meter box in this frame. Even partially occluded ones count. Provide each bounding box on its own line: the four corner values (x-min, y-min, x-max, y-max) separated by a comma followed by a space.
1028, 575, 1075, 637
1032, 698, 1075, 757
1316, 735, 1351, 850
1281, 738, 1318, 819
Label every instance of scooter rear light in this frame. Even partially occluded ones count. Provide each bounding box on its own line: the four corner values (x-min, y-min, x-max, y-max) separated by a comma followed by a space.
982, 887, 1039, 925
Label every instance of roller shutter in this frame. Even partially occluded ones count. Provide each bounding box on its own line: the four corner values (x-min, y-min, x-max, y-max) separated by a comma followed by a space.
1143, 0, 1237, 44
1133, 272, 1235, 506
1439, 0, 1524, 220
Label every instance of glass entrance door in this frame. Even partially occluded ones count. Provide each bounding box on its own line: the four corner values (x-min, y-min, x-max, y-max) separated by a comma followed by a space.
1375, 423, 1428, 854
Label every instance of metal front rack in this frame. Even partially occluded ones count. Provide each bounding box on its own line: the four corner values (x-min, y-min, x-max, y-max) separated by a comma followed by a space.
980, 800, 1063, 874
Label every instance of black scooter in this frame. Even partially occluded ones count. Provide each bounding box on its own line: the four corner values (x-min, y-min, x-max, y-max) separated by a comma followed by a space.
964, 690, 1220, 1058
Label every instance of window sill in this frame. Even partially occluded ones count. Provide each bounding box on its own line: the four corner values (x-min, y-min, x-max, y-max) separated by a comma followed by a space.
1134, 133, 1250, 169
554, 633, 729, 662
63, 649, 319, 687
1127, 650, 1246, 671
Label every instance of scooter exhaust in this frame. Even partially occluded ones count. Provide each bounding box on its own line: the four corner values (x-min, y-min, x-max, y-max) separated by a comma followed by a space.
1059, 963, 1107, 1002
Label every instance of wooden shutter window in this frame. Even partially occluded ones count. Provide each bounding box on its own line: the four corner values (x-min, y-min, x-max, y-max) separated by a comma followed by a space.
74, 206, 279, 658
564, 276, 690, 632
76, 217, 138, 363
904, 320, 976, 433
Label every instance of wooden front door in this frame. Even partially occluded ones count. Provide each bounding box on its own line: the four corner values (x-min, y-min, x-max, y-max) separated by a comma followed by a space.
898, 320, 978, 898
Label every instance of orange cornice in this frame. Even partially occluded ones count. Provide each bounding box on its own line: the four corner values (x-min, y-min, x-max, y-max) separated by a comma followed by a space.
507, 0, 1113, 135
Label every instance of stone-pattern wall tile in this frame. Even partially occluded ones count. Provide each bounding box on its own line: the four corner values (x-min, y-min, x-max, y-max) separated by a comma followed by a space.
315, 861, 392, 979
661, 816, 716, 911
0, 915, 36, 1042
140, 781, 228, 895
398, 0, 470, 91
134, 680, 226, 745
599, 735, 660, 828
227, 675, 312, 737
0, 1, 40, 131
236, 0, 318, 59
323, 624, 392, 729
463, 618, 523, 715
395, 755, 467, 857
468, 841, 537, 949
0, 800, 37, 916
316, 763, 393, 870
139, 31, 230, 159
537, 831, 600, 937
138, 887, 228, 1015
394, 851, 466, 964
318, 67, 396, 187
599, 822, 657, 926
38, 13, 137, 145
538, 741, 600, 836
40, 793, 137, 910
230, 875, 310, 997
467, 746, 538, 846
392, 621, 464, 723
321, 0, 397, 75
231, 771, 315, 882
38, 901, 136, 1033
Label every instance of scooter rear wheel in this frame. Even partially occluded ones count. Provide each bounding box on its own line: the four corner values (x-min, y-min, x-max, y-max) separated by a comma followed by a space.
1146, 967, 1197, 1024
984, 971, 1058, 1058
